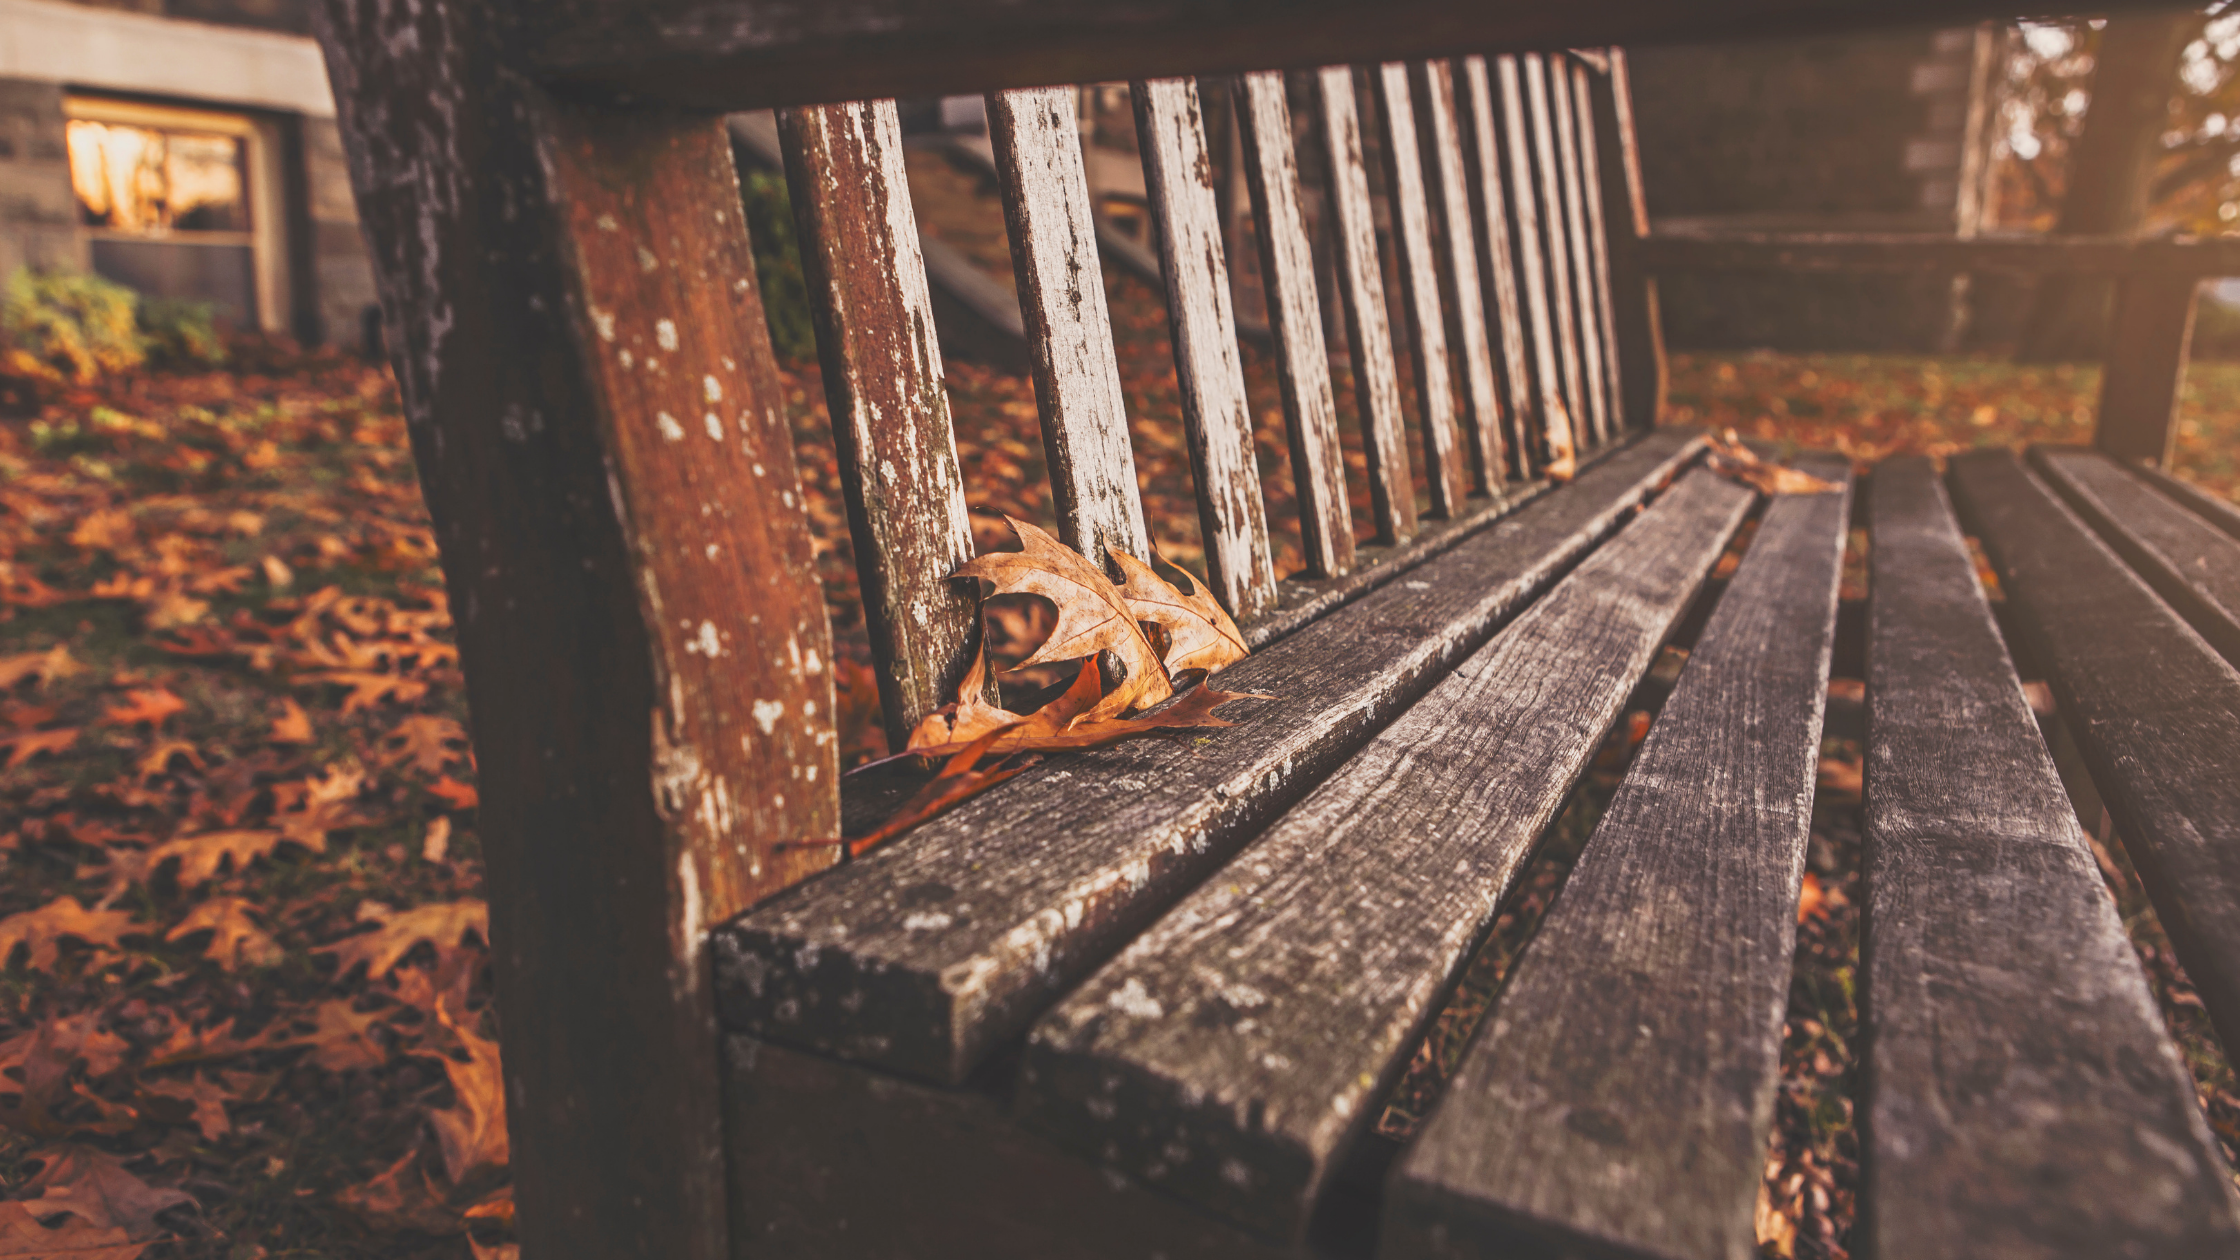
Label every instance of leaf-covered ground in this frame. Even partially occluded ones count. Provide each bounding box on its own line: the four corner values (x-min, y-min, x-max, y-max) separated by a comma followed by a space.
3, 327, 2236, 1259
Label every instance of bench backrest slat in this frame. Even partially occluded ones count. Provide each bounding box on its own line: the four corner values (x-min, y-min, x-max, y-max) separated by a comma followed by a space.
780, 100, 986, 743
1314, 65, 1418, 543
1456, 55, 1538, 478
1132, 77, 1280, 615
1233, 71, 1359, 579
1412, 59, 1508, 495
1521, 54, 1593, 456
1548, 57, 1613, 447
1490, 55, 1572, 465
988, 86, 1153, 566
1373, 62, 1469, 518
1568, 57, 1629, 443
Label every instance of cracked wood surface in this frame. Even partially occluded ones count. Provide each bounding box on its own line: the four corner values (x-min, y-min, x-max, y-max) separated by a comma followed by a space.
781, 100, 985, 743
1235, 70, 1357, 580
1950, 449, 2240, 1062
713, 431, 1703, 1085
1521, 54, 1590, 457
1133, 76, 1279, 617
1314, 65, 1416, 544
1412, 59, 1507, 496
1374, 62, 1467, 519
1457, 55, 1536, 477
1862, 457, 2240, 1260
1569, 57, 1627, 443
1385, 456, 1850, 1260
988, 86, 1151, 567
1492, 55, 1572, 468
1017, 470, 1753, 1243
2033, 446, 2240, 673
1548, 58, 1611, 447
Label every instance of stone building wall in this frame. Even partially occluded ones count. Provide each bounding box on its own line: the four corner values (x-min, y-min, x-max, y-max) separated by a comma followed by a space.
0, 77, 86, 278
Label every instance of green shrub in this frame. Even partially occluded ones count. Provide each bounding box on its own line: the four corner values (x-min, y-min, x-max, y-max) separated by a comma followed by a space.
1, 267, 146, 384
138, 296, 227, 369
739, 168, 818, 362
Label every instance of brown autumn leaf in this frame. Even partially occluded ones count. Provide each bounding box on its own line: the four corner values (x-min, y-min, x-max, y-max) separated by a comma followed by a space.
140, 1019, 279, 1072
1111, 551, 1248, 677
0, 1011, 130, 1086
280, 1000, 390, 1073
321, 900, 489, 980
1543, 400, 1579, 482
427, 775, 479, 812
301, 671, 430, 716
335, 1147, 457, 1235
164, 898, 282, 970
147, 831, 294, 891
269, 764, 370, 850
903, 676, 1267, 763
18, 1144, 194, 1241
904, 646, 1102, 754
0, 645, 83, 691
833, 725, 1042, 859
137, 1075, 233, 1141
427, 1001, 509, 1184
1, 726, 77, 770
102, 689, 186, 728
954, 517, 1172, 711
0, 897, 139, 972
0, 1199, 142, 1260
135, 740, 203, 782
1707, 429, 1839, 496
268, 698, 314, 745
378, 714, 469, 777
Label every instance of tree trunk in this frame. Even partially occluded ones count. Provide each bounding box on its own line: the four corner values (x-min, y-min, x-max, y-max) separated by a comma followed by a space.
2017, 10, 2201, 362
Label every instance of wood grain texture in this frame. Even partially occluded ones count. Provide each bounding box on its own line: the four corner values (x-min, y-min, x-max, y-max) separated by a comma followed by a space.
1637, 231, 2240, 277
1547, 58, 1611, 447
1948, 449, 2240, 1062
714, 430, 1704, 1086
311, 2, 838, 1251
1235, 71, 1357, 580
1862, 457, 2240, 1260
1458, 55, 1536, 477
2130, 458, 2240, 542
1385, 457, 1852, 1260
1315, 65, 1417, 543
1493, 55, 1572, 469
988, 86, 1152, 567
781, 100, 985, 743
1587, 48, 1667, 433
1132, 77, 1279, 617
1521, 54, 1589, 458
1413, 59, 1507, 494
1018, 471, 1754, 1243
2034, 447, 2240, 672
1375, 62, 1467, 518
1569, 59, 1627, 443
2095, 274, 2198, 468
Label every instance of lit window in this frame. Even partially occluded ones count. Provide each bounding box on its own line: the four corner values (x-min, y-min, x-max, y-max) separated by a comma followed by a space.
68, 119, 250, 236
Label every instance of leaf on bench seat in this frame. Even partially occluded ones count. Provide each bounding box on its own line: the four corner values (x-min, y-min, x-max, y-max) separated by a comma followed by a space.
1113, 552, 1248, 677
1707, 429, 1840, 496
955, 517, 1172, 712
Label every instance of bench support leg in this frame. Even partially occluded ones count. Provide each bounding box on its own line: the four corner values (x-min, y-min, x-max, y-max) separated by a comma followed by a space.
2095, 272, 2198, 467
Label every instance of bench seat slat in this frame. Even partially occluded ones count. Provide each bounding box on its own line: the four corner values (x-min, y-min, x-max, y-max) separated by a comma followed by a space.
1412, 59, 1508, 494
1457, 55, 1537, 477
716, 430, 1702, 1085
1374, 61, 1468, 519
1862, 457, 2240, 1258
1384, 457, 1851, 1260
988, 86, 1152, 564
1134, 77, 1280, 618
2033, 446, 2240, 671
1235, 71, 1358, 580
1316, 65, 1418, 544
1949, 450, 2240, 1065
1017, 469, 1754, 1242
2130, 458, 2240, 543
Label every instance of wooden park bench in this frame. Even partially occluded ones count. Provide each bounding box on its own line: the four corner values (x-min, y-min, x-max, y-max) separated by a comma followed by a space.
311, 2, 2240, 1256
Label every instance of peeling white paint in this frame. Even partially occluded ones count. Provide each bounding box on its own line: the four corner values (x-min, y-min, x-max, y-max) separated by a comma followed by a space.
656, 318, 679, 351
752, 699, 785, 735
704, 412, 724, 440
657, 411, 686, 441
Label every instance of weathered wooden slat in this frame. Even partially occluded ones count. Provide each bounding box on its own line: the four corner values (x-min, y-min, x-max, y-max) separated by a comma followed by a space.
1948, 449, 2240, 1061
1385, 457, 1852, 1260
1457, 55, 1536, 477
1018, 470, 1754, 1242
313, 1, 842, 1246
1493, 55, 1573, 467
1568, 58, 1626, 443
1314, 64, 1417, 543
1374, 62, 1467, 519
518, 1, 2196, 112
1235, 71, 1357, 580
780, 100, 985, 743
1412, 59, 1507, 495
1637, 230, 2240, 277
1585, 47, 1667, 433
2095, 273, 2199, 468
1521, 53, 1589, 458
1547, 57, 1611, 447
1861, 456, 2240, 1259
2131, 458, 2240, 542
2033, 446, 2240, 672
987, 86, 1152, 566
1133, 77, 1280, 617
715, 430, 1704, 1085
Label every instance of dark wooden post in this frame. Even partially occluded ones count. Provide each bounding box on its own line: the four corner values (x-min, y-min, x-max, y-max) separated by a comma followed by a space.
311, 2, 840, 1257
1583, 49, 1667, 433
2094, 272, 2199, 467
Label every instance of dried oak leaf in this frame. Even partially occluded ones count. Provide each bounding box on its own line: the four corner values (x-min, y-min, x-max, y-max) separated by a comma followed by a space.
141, 1019, 278, 1072
1112, 552, 1248, 677
101, 690, 186, 729
267, 699, 314, 745
0, 645, 83, 691
1706, 429, 1838, 496
840, 725, 1042, 858
335, 1147, 457, 1235
17, 1144, 194, 1241
379, 715, 469, 777
136, 1075, 232, 1141
1543, 400, 1579, 482
904, 646, 1102, 754
0, 727, 77, 771
135, 740, 203, 782
147, 831, 295, 891
321, 901, 489, 981
954, 517, 1172, 712
301, 671, 429, 716
0, 898, 138, 972
279, 1000, 389, 1074
427, 776, 478, 812
427, 1002, 508, 1185
164, 898, 282, 971
0, 1199, 141, 1260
